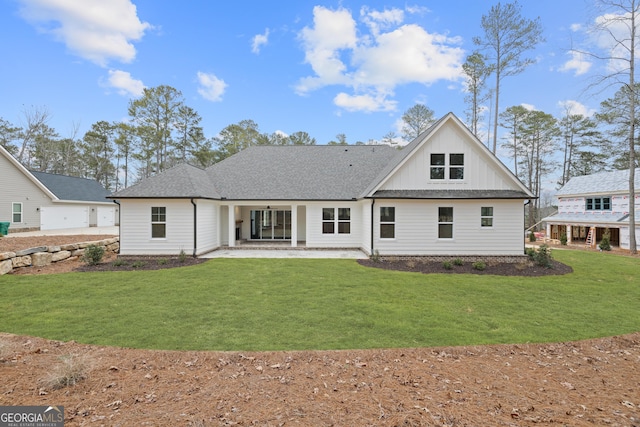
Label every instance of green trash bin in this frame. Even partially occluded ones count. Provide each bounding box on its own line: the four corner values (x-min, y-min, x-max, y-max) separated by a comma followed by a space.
0, 222, 9, 236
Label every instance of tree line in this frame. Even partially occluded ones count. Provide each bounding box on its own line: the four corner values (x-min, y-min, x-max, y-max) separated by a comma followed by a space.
1, 0, 639, 252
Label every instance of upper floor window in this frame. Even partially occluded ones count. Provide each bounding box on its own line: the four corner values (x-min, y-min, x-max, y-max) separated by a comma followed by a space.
586, 197, 611, 211
322, 207, 351, 234
430, 153, 464, 180
12, 202, 22, 223
151, 206, 166, 238
380, 207, 395, 239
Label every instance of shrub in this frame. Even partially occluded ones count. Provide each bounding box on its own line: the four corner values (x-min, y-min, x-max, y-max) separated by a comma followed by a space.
442, 261, 453, 270
472, 261, 486, 271
179, 249, 188, 263
527, 244, 553, 268
370, 250, 381, 263
43, 354, 91, 389
560, 233, 567, 245
131, 261, 146, 268
599, 229, 612, 251
157, 258, 168, 265
112, 258, 127, 267
453, 258, 464, 266
529, 231, 537, 242
82, 244, 105, 266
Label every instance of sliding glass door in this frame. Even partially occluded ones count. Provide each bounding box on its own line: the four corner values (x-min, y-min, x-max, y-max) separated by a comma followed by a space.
250, 210, 291, 240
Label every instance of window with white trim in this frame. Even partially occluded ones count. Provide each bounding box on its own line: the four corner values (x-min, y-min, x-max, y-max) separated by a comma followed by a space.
430, 153, 464, 180
438, 207, 453, 239
380, 207, 395, 239
12, 202, 22, 223
151, 206, 166, 238
322, 207, 351, 234
481, 206, 493, 227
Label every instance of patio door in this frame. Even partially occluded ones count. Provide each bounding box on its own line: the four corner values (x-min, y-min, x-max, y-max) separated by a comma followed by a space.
250, 209, 291, 240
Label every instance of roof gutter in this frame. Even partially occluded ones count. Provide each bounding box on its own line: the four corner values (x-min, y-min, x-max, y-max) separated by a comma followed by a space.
191, 198, 197, 258
113, 199, 120, 254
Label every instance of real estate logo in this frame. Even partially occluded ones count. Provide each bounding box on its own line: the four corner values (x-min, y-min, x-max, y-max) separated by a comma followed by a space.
0, 406, 64, 427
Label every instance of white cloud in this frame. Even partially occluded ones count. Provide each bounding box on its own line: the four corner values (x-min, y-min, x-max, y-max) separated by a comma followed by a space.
557, 100, 596, 117
559, 51, 591, 76
197, 71, 227, 102
296, 6, 464, 113
570, 23, 582, 32
252, 28, 270, 54
18, 0, 151, 66
334, 92, 397, 112
592, 11, 637, 73
521, 103, 537, 111
105, 69, 145, 97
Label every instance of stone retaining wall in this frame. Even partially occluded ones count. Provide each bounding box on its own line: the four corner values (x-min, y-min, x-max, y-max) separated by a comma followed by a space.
0, 237, 119, 275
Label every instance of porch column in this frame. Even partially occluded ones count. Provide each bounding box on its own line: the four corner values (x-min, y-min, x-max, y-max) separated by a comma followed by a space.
546, 222, 551, 240
567, 225, 572, 244
228, 204, 235, 247
291, 204, 298, 247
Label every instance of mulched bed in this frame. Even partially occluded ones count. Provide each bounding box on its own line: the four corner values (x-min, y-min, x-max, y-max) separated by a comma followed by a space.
358, 258, 573, 276
75, 255, 207, 272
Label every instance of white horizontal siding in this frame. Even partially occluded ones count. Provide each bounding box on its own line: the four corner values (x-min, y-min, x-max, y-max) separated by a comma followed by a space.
195, 200, 219, 255
305, 202, 364, 248
373, 200, 524, 256
119, 199, 195, 255
381, 125, 517, 191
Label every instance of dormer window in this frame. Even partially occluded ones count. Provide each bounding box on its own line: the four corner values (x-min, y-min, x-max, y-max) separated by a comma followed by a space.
430, 153, 464, 180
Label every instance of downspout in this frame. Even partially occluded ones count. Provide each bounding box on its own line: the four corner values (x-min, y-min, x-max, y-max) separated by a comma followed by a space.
191, 198, 197, 258
523, 199, 531, 254
113, 200, 120, 254
370, 198, 375, 256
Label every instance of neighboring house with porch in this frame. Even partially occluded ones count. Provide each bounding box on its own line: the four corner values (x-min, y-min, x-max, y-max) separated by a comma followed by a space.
542, 168, 640, 250
0, 144, 117, 232
109, 113, 534, 257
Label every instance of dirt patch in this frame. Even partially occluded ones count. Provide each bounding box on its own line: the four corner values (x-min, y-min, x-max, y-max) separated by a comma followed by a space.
1, 333, 639, 426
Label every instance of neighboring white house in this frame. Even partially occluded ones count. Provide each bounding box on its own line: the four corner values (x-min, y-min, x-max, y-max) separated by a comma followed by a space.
542, 168, 640, 250
0, 144, 118, 232
110, 113, 534, 257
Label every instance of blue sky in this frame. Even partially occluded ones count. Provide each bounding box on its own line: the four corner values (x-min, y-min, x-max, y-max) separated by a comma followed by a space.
0, 0, 609, 149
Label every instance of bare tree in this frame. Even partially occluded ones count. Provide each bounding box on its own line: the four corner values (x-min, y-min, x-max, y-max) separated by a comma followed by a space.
16, 106, 52, 166
577, 0, 640, 253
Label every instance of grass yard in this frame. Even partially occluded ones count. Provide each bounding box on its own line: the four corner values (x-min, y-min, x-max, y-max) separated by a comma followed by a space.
0, 250, 639, 351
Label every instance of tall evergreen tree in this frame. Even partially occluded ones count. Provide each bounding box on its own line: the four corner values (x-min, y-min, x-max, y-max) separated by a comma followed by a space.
473, 1, 544, 153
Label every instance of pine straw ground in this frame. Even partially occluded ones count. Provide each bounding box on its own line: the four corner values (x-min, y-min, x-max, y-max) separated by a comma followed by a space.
0, 235, 639, 426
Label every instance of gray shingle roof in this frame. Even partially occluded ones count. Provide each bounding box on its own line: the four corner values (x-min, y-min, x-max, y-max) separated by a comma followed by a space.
111, 163, 221, 199
372, 189, 532, 199
206, 145, 398, 200
558, 168, 640, 196
30, 170, 111, 202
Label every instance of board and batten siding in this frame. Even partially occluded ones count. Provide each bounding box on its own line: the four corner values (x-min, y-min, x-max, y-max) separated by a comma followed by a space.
305, 201, 365, 248
119, 199, 195, 255
373, 199, 524, 256
380, 125, 517, 191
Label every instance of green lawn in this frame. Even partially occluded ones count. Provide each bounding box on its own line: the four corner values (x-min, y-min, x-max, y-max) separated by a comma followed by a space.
1, 250, 639, 351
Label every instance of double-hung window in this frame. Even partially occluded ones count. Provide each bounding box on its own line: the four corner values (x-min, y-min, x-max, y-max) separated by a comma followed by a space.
380, 207, 395, 239
151, 207, 166, 238
481, 207, 493, 227
438, 207, 454, 239
322, 208, 351, 234
586, 197, 611, 211
430, 154, 464, 180
12, 202, 22, 223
